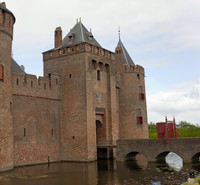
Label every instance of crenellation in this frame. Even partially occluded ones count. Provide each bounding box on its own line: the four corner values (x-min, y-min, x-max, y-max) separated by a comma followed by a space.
43, 43, 115, 62
123, 64, 144, 73
12, 72, 60, 100
0, 9, 14, 38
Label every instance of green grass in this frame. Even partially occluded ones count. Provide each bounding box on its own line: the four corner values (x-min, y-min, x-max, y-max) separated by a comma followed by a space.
149, 127, 200, 138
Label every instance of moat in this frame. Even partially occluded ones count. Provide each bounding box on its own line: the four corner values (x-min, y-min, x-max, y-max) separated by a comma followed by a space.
0, 158, 199, 185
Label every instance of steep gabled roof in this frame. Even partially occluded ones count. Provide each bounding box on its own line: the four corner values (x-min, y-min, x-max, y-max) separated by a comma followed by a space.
62, 21, 101, 48
11, 58, 25, 74
117, 39, 134, 66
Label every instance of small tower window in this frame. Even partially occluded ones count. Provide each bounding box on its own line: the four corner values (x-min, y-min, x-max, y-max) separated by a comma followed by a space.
16, 78, 19, 85
24, 128, 26, 137
139, 86, 145, 100
136, 109, 143, 124
51, 128, 54, 136
31, 81, 33, 87
44, 83, 46, 89
69, 74, 72, 78
0, 64, 4, 81
137, 74, 140, 81
97, 70, 100, 81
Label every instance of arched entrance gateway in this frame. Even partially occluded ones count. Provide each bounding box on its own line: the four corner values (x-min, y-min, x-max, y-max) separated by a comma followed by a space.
96, 119, 107, 159
96, 120, 106, 146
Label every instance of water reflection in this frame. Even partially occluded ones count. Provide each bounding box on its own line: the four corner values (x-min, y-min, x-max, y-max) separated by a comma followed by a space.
165, 152, 183, 171
0, 159, 199, 185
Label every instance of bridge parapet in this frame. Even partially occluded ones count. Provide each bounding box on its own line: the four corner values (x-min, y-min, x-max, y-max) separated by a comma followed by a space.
116, 138, 200, 163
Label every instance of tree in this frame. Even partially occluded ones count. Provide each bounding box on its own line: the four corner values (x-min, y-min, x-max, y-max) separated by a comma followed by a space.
148, 122, 156, 129
178, 121, 196, 128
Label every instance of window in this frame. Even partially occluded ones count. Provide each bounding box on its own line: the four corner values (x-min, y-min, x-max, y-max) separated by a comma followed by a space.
10, 102, 12, 111
136, 109, 143, 124
24, 128, 26, 137
139, 86, 145, 100
31, 81, 33, 87
97, 70, 100, 81
137, 74, 140, 81
69, 74, 71, 78
0, 64, 4, 81
92, 60, 96, 70
51, 128, 54, 136
16, 78, 19, 85
44, 83, 46, 89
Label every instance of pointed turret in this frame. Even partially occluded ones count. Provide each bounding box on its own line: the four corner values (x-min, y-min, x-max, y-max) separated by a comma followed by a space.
116, 38, 134, 67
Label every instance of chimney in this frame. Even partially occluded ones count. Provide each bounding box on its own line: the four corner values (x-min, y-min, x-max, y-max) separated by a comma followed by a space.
55, 27, 62, 48
1, 2, 6, 7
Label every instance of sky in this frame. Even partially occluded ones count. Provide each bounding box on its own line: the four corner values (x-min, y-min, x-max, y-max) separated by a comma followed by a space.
3, 0, 200, 124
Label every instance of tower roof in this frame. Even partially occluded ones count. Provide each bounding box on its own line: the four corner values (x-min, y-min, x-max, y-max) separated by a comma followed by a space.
117, 39, 134, 66
0, 2, 15, 23
62, 21, 101, 48
11, 58, 25, 74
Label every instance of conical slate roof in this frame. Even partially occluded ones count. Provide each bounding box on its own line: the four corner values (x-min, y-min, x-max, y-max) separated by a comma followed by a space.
62, 21, 101, 48
11, 58, 25, 74
117, 39, 134, 66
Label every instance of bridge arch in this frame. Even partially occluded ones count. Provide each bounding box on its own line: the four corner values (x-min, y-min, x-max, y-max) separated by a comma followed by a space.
156, 151, 171, 162
125, 152, 139, 161
192, 152, 200, 163
125, 151, 148, 169
155, 151, 183, 163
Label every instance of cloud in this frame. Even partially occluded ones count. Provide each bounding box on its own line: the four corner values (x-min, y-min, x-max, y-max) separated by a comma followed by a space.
147, 79, 200, 124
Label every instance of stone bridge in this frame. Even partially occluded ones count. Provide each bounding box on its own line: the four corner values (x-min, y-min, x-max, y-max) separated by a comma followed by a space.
116, 138, 200, 163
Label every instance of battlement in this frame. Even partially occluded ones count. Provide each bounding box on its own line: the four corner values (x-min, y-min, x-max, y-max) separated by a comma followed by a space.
0, 3, 15, 38
123, 64, 144, 73
43, 43, 115, 62
12, 72, 60, 100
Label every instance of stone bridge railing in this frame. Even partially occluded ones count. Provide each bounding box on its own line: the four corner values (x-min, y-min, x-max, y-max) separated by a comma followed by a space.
116, 138, 200, 163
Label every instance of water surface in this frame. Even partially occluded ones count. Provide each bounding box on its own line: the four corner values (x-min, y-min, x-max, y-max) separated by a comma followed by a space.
0, 159, 199, 185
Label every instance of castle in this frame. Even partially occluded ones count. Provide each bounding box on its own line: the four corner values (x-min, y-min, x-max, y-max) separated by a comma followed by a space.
0, 2, 148, 171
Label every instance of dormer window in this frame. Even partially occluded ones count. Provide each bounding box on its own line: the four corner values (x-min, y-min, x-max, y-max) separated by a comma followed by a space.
88, 32, 93, 40
68, 32, 73, 41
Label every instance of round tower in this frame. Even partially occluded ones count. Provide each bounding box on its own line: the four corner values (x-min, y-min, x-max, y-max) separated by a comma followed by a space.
0, 2, 15, 171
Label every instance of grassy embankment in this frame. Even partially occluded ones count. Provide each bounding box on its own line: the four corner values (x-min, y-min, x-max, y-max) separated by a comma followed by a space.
149, 121, 200, 138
